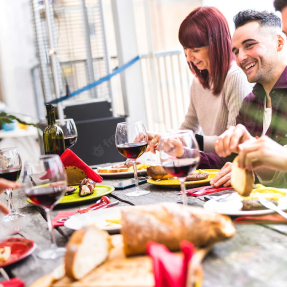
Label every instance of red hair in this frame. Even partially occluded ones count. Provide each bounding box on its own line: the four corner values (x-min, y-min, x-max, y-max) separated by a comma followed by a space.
178, 7, 233, 95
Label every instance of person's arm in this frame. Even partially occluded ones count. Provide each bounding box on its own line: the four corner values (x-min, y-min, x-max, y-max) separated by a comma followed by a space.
0, 179, 19, 214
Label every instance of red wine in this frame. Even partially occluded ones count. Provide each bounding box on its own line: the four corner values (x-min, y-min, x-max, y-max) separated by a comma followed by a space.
117, 142, 147, 159
25, 186, 65, 209
64, 135, 77, 149
162, 159, 198, 178
0, 168, 21, 181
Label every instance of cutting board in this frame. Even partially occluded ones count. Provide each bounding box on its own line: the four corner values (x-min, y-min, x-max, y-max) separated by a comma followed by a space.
34, 235, 211, 287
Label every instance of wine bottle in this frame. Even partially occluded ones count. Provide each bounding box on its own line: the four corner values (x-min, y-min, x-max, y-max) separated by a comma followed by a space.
43, 104, 65, 156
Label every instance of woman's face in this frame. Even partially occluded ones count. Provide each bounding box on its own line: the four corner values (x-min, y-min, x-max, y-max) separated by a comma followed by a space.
184, 46, 210, 72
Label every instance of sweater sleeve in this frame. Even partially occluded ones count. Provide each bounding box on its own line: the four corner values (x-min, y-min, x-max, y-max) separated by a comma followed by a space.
180, 78, 200, 133
257, 170, 287, 188
224, 68, 252, 128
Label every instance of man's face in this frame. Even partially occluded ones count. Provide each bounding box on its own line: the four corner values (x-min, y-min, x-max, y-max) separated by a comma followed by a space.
232, 21, 278, 84
281, 6, 287, 36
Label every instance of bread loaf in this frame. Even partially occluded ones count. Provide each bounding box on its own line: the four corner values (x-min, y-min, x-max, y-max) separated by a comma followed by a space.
121, 203, 235, 256
65, 225, 112, 280
231, 156, 254, 197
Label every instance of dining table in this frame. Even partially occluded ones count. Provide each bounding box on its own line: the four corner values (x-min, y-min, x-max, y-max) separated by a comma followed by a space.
1, 163, 287, 287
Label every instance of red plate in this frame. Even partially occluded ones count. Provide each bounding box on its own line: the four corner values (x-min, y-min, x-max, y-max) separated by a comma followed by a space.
0, 238, 36, 268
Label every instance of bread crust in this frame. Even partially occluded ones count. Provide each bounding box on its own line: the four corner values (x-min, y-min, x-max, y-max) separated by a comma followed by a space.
231, 157, 254, 197
121, 203, 235, 256
146, 166, 173, 180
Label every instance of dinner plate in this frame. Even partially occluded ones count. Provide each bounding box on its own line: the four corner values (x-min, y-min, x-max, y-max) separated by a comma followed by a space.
64, 206, 123, 233
96, 168, 147, 178
0, 238, 36, 268
147, 169, 219, 188
27, 185, 114, 205
204, 190, 287, 216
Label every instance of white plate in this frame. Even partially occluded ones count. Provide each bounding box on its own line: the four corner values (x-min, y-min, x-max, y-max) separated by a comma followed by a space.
204, 190, 287, 216
96, 167, 147, 178
64, 207, 123, 233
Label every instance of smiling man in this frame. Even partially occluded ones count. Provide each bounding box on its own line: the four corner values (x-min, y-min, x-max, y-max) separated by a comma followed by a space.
212, 10, 287, 187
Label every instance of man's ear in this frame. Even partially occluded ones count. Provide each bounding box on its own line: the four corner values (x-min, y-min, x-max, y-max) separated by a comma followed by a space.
277, 34, 285, 51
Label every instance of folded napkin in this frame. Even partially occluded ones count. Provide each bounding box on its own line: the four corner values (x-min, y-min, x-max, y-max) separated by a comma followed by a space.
52, 196, 111, 227
234, 214, 287, 224
61, 149, 102, 183
185, 185, 233, 197
0, 278, 25, 287
147, 241, 195, 287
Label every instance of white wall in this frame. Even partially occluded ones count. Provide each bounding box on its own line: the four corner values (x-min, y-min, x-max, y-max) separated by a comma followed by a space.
203, 0, 278, 35
0, 0, 38, 118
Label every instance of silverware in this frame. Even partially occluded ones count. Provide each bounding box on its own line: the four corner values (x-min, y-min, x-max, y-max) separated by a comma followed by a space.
57, 201, 119, 223
0, 267, 9, 281
259, 196, 287, 219
204, 193, 233, 202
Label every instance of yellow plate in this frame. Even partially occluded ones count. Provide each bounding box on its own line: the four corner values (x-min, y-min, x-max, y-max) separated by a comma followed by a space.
147, 169, 219, 188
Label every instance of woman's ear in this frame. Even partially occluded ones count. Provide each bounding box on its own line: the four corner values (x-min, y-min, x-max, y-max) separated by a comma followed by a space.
277, 34, 285, 51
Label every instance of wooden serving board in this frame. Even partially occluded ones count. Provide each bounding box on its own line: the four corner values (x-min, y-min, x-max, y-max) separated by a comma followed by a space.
35, 235, 212, 287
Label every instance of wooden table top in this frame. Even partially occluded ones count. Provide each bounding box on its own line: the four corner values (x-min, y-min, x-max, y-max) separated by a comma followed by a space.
1, 170, 287, 287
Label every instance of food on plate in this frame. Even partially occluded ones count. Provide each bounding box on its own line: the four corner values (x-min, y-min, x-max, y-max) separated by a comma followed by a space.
65, 225, 112, 280
241, 184, 286, 210
0, 246, 11, 262
65, 186, 77, 196
98, 162, 151, 173
146, 165, 173, 180
65, 166, 86, 185
79, 178, 95, 197
121, 202, 235, 256
231, 156, 254, 197
106, 218, 121, 225
186, 172, 209, 181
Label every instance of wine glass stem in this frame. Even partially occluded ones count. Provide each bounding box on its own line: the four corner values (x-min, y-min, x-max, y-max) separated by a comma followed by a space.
6, 189, 16, 214
179, 178, 187, 206
133, 160, 139, 190
45, 208, 57, 250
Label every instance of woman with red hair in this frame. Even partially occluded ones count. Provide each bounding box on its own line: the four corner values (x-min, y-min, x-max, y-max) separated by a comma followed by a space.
149, 7, 252, 154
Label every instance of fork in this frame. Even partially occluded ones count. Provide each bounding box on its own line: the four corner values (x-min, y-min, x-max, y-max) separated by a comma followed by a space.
259, 196, 287, 219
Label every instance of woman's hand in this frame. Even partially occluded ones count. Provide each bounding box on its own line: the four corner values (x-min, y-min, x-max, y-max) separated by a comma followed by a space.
210, 162, 232, 187
146, 133, 161, 154
160, 137, 185, 158
0, 179, 20, 215
238, 136, 287, 171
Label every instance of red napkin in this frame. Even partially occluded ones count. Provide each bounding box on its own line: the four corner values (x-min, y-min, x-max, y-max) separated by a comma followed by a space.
53, 210, 77, 227
0, 278, 25, 287
186, 185, 233, 197
61, 149, 102, 183
147, 241, 195, 287
234, 214, 287, 224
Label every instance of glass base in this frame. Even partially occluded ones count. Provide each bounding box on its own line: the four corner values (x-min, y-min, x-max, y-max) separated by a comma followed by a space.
126, 190, 150, 197
37, 247, 66, 260
2, 212, 26, 222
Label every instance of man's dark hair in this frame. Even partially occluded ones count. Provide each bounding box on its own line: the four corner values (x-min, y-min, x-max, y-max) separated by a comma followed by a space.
234, 10, 281, 29
274, 0, 287, 12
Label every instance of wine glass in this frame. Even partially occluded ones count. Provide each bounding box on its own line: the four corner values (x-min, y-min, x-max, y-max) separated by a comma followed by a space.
159, 130, 200, 206
0, 147, 24, 222
115, 121, 149, 196
22, 155, 67, 259
56, 118, 78, 149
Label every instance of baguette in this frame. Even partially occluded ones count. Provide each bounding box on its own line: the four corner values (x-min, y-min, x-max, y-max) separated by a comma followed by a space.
65, 225, 112, 280
231, 156, 254, 197
121, 203, 235, 256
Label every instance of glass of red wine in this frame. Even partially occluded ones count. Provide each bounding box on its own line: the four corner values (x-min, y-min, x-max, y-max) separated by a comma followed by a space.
159, 130, 200, 206
22, 155, 67, 259
115, 121, 149, 196
0, 147, 23, 222
56, 118, 78, 149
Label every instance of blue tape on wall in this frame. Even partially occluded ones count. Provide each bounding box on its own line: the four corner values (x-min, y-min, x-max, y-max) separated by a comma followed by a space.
45, 55, 141, 105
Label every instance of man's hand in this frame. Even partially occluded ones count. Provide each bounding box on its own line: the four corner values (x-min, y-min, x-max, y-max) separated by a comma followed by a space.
215, 124, 254, 157
210, 162, 232, 187
238, 136, 287, 171
146, 133, 161, 154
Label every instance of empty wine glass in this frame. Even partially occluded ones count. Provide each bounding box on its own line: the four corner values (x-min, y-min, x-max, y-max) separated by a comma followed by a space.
115, 121, 149, 196
22, 155, 67, 259
159, 130, 200, 205
0, 147, 24, 222
56, 118, 78, 149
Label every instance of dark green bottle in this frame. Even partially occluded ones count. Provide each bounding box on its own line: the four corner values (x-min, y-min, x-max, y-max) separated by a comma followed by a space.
43, 104, 65, 156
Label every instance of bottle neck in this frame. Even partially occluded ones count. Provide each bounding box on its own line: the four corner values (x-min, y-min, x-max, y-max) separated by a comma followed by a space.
47, 108, 56, 126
